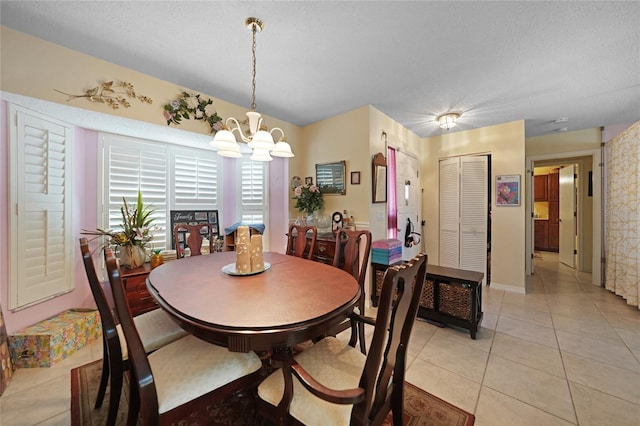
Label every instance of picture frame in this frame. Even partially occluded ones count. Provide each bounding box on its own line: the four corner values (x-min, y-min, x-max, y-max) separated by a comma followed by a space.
496, 175, 521, 206
291, 176, 301, 189
350, 171, 360, 185
316, 161, 346, 195
305, 176, 313, 185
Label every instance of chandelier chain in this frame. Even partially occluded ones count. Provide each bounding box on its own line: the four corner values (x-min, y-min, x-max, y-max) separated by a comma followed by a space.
250, 24, 257, 111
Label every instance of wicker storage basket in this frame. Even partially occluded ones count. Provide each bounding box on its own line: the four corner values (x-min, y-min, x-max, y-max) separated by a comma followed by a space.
376, 272, 472, 321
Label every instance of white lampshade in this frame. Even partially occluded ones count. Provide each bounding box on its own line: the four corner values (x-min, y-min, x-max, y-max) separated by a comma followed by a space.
250, 148, 273, 162
210, 130, 238, 150
271, 141, 294, 157
247, 130, 275, 151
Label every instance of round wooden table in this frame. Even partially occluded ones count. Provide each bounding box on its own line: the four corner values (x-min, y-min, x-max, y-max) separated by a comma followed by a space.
147, 252, 360, 352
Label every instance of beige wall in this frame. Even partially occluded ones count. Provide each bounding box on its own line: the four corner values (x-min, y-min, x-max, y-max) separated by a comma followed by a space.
368, 107, 423, 242
297, 106, 371, 223
423, 121, 527, 292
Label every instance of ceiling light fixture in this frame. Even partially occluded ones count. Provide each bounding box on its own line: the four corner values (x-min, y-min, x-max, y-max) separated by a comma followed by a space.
437, 113, 459, 130
210, 17, 294, 161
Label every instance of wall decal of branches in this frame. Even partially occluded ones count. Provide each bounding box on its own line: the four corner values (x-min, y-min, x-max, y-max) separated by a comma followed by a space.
54, 80, 152, 109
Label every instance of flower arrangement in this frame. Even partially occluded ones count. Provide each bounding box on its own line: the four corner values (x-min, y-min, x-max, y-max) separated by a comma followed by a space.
163, 92, 224, 133
294, 184, 324, 215
82, 191, 157, 250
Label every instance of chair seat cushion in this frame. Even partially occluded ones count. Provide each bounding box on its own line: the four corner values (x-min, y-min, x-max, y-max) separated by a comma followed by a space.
258, 337, 366, 426
116, 308, 188, 359
151, 335, 262, 414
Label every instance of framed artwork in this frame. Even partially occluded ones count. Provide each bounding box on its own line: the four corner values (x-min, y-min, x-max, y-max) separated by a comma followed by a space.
291, 176, 301, 189
305, 176, 313, 185
496, 175, 520, 206
169, 210, 219, 249
316, 161, 346, 195
351, 171, 360, 185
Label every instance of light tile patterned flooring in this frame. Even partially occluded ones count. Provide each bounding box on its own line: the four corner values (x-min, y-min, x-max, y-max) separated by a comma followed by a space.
1, 252, 639, 425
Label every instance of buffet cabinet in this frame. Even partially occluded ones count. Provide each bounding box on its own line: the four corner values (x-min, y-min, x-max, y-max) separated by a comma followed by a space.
121, 264, 157, 316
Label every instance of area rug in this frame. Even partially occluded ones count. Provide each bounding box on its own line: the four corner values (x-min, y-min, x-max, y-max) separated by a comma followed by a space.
71, 359, 474, 425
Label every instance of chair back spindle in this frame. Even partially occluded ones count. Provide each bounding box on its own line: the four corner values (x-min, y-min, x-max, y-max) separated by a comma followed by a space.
286, 224, 317, 260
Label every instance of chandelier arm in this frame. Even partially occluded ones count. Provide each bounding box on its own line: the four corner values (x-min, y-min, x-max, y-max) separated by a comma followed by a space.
269, 127, 286, 140
226, 117, 251, 143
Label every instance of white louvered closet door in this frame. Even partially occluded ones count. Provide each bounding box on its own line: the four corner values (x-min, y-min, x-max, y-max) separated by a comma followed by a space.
10, 106, 74, 309
439, 157, 460, 268
439, 155, 488, 283
460, 156, 488, 279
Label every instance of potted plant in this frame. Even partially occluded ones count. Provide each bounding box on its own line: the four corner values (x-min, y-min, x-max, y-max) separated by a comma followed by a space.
82, 191, 156, 268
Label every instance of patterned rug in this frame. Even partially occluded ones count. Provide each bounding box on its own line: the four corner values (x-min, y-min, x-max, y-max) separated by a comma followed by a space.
71, 359, 474, 425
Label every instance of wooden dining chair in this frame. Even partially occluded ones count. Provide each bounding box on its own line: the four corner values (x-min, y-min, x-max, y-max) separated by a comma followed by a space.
257, 253, 427, 426
173, 222, 216, 258
104, 248, 263, 425
79, 238, 188, 426
332, 229, 372, 353
286, 224, 317, 260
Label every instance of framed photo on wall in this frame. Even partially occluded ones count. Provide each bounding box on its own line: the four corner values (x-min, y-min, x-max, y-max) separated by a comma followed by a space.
351, 171, 360, 185
496, 175, 520, 206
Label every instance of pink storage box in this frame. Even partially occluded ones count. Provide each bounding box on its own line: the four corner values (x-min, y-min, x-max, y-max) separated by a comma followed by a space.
9, 309, 101, 368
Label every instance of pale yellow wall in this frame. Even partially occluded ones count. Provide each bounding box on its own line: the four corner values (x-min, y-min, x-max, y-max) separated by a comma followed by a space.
423, 121, 527, 292
0, 26, 302, 149
297, 106, 370, 223
368, 106, 423, 242
526, 128, 600, 156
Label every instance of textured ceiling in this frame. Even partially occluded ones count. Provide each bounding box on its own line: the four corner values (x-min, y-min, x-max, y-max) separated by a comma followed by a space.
1, 1, 639, 138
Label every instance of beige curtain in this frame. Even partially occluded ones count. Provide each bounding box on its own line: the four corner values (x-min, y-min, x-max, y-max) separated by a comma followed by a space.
605, 121, 640, 308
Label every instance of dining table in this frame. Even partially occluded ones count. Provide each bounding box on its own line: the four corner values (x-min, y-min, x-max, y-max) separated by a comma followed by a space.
146, 251, 361, 353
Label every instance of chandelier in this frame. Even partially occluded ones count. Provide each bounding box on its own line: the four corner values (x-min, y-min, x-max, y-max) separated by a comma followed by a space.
437, 113, 459, 130
210, 17, 294, 161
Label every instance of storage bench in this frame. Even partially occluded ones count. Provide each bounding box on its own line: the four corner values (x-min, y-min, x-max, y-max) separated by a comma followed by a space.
9, 309, 101, 367
372, 263, 483, 339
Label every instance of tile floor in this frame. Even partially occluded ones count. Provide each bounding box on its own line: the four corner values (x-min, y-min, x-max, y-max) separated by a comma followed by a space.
1, 252, 639, 425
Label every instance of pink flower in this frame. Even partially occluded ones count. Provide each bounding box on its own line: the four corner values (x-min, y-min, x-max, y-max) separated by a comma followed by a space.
294, 186, 302, 197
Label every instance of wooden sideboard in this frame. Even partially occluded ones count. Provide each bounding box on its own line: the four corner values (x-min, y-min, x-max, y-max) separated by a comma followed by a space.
289, 232, 337, 264
121, 263, 157, 316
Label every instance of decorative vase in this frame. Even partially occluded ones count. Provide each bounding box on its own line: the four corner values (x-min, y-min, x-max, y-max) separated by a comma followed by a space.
119, 245, 146, 268
150, 253, 163, 269
306, 211, 318, 227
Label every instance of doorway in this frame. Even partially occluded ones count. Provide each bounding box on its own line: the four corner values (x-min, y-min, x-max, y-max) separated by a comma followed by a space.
526, 150, 602, 286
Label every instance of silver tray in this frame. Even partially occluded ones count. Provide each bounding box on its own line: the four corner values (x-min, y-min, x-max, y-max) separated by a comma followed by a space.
221, 262, 271, 276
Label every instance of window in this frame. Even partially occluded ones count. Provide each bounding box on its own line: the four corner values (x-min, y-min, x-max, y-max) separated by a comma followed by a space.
238, 157, 267, 224
100, 133, 219, 251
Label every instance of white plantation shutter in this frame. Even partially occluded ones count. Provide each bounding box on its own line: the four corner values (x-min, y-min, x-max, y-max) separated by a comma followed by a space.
101, 133, 219, 251
173, 150, 217, 206
10, 105, 74, 309
239, 158, 267, 224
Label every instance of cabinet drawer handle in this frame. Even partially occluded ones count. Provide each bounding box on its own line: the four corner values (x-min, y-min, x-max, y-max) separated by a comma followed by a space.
318, 245, 327, 253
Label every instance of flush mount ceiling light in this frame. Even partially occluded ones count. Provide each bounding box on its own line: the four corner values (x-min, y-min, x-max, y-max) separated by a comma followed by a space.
437, 113, 460, 130
210, 17, 294, 161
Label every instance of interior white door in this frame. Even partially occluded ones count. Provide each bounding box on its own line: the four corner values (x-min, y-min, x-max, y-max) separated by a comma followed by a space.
396, 151, 421, 261
439, 157, 460, 268
559, 165, 576, 267
459, 156, 488, 283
